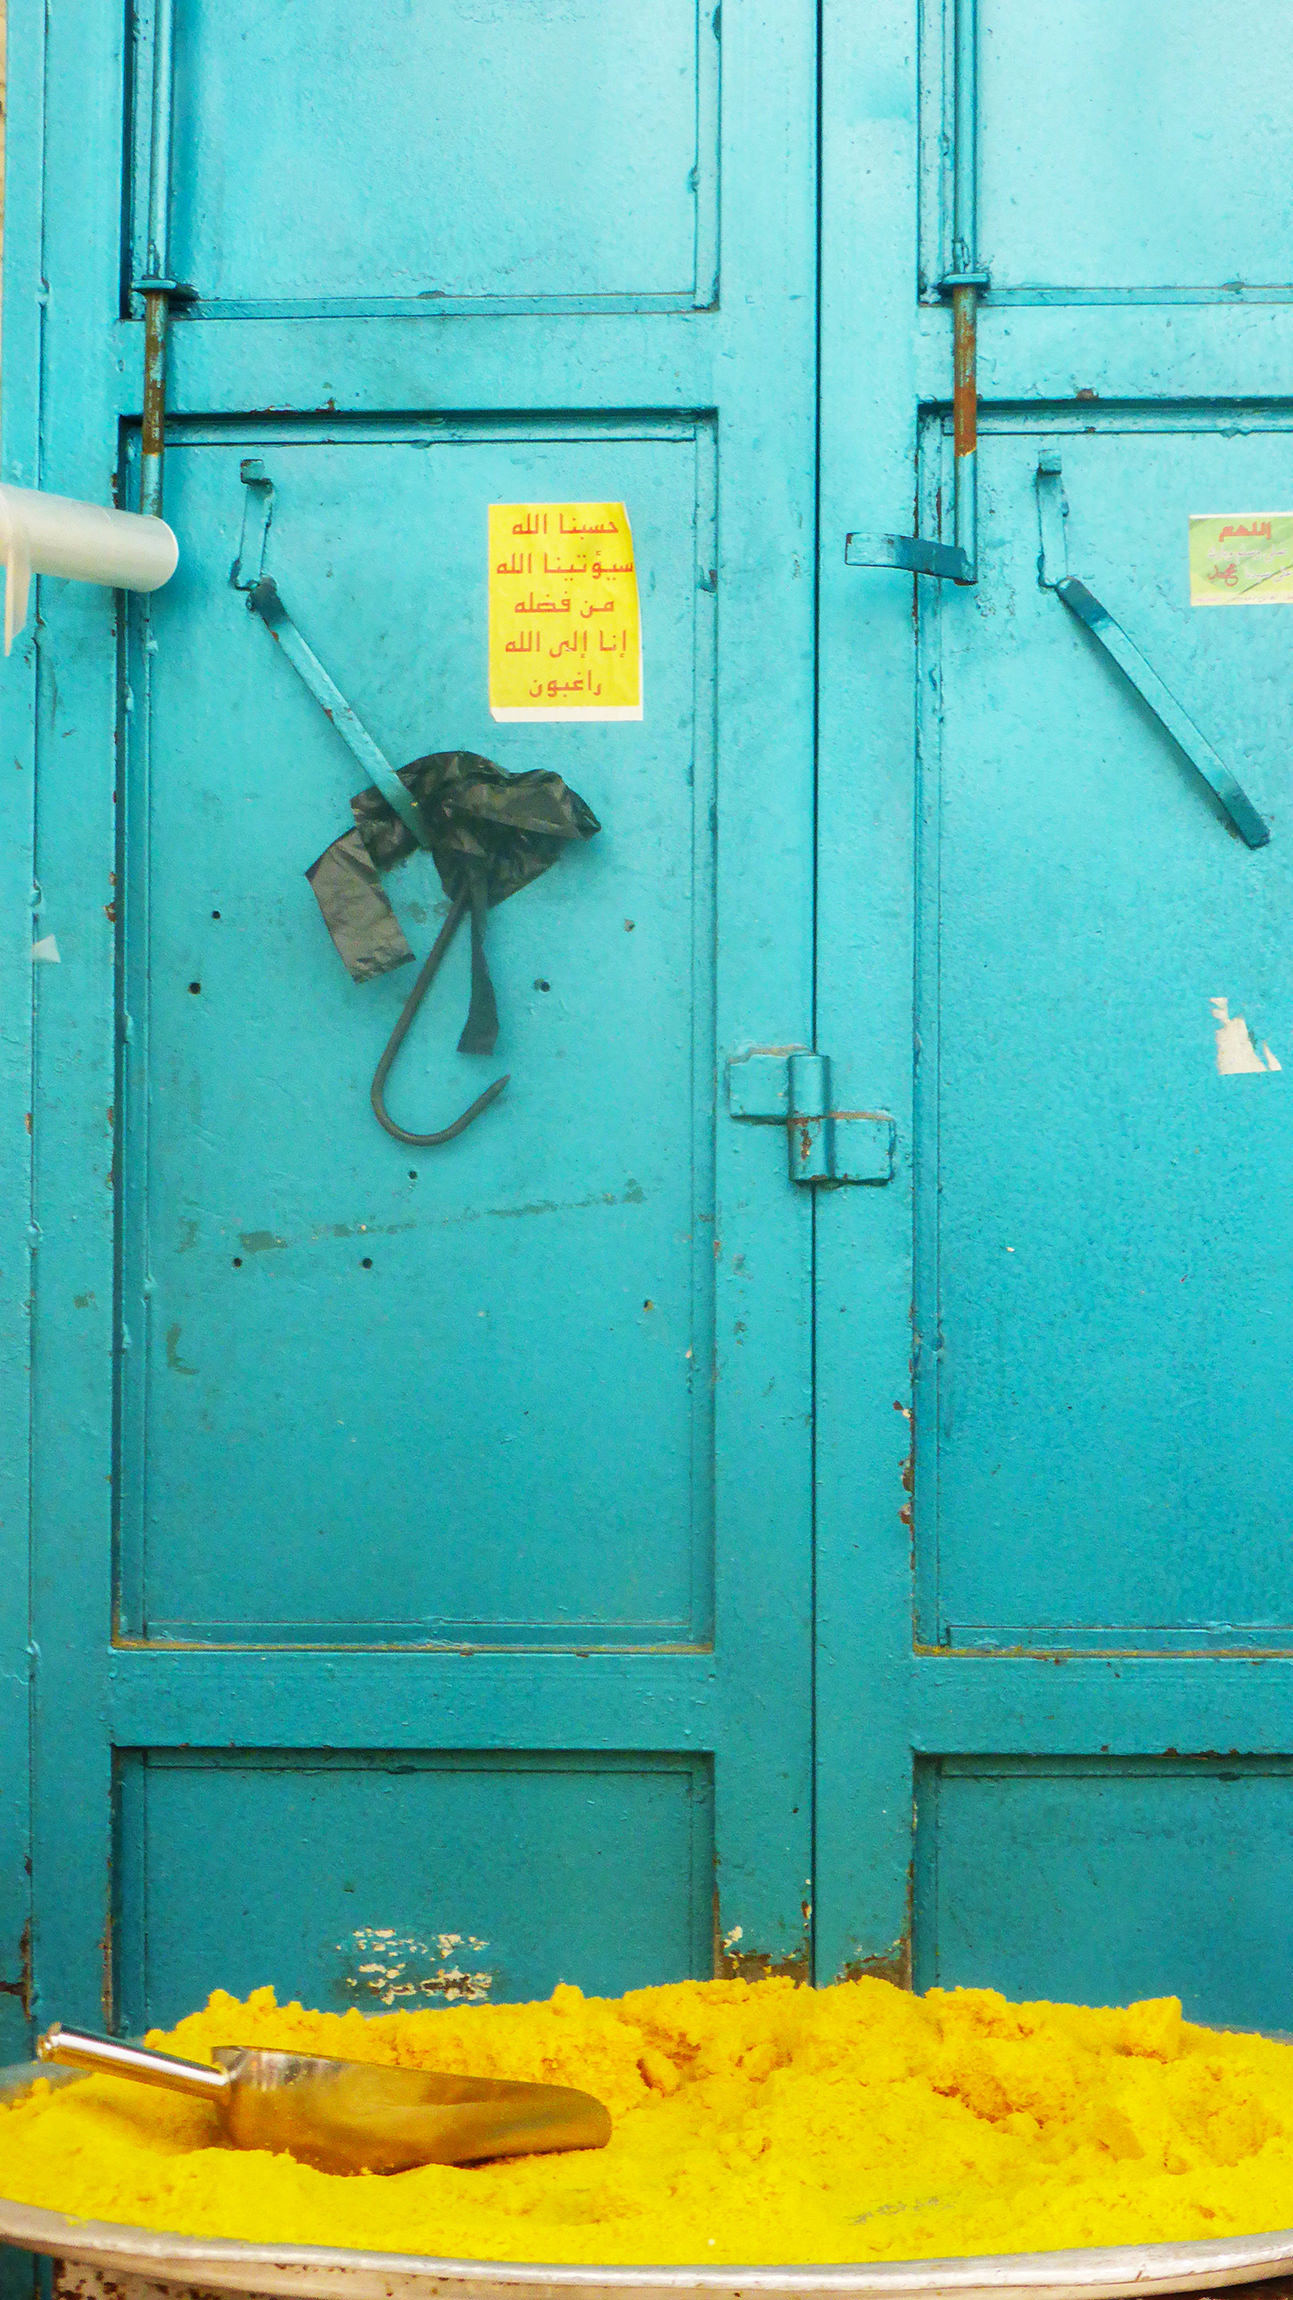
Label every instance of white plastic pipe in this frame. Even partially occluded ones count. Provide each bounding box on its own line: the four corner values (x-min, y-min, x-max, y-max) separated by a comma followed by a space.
0, 483, 178, 653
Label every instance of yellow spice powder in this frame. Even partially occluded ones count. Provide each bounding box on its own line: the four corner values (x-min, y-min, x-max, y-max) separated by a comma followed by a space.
4, 1977, 1293, 2265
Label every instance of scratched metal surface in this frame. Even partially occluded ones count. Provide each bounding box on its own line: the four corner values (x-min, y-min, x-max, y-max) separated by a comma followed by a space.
0, 2223, 1284, 2300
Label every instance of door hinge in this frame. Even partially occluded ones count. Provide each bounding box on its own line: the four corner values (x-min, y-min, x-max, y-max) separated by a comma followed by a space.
727, 1050, 895, 1186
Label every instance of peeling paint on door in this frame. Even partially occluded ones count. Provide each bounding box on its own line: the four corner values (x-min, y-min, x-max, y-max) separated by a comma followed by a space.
341, 1926, 493, 2006
1211, 997, 1281, 1075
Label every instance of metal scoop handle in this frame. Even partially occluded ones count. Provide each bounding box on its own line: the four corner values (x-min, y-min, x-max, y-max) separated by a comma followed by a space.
38, 2024, 230, 2101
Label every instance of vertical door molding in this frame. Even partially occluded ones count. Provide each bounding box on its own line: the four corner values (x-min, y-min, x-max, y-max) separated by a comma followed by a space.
814, 0, 924, 1982
0, 0, 43, 2083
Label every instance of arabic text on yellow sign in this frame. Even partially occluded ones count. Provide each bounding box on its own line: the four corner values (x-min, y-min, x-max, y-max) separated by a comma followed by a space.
489, 502, 642, 721
1190, 512, 1293, 606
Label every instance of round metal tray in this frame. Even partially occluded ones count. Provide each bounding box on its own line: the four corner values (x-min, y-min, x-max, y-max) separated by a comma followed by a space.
4, 2059, 1293, 2300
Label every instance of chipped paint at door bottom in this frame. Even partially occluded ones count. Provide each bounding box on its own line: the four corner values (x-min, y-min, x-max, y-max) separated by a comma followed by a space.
341, 1926, 493, 2006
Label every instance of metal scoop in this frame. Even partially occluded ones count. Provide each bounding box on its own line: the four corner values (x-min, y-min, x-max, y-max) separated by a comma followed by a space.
38, 2023, 612, 2176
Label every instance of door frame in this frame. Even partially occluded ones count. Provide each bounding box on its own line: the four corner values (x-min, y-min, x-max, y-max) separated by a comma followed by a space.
813, 0, 1293, 1993
3, 0, 828, 2030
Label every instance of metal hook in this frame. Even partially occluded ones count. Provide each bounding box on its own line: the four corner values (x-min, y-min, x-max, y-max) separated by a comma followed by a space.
370, 891, 510, 1147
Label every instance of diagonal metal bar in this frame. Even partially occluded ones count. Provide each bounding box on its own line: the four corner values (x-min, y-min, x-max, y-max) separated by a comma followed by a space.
245, 575, 431, 848
1034, 454, 1269, 850
1054, 576, 1270, 850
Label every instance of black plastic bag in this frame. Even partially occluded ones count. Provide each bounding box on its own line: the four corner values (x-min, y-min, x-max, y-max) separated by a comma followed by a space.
308, 749, 600, 1053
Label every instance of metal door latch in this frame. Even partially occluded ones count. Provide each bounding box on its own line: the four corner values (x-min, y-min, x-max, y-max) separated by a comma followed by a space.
1035, 452, 1270, 850
846, 0, 985, 587
727, 1051, 895, 1186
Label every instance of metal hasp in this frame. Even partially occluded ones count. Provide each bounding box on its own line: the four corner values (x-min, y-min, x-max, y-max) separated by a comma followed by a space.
846, 0, 982, 587
728, 1051, 895, 1186
1035, 454, 1270, 850
136, 0, 194, 517
229, 461, 507, 1145
231, 462, 430, 849
844, 532, 973, 583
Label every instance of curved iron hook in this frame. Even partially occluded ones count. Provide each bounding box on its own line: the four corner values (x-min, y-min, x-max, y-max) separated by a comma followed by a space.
370, 891, 509, 1147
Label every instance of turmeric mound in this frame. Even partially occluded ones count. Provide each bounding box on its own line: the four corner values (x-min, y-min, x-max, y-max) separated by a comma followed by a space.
5, 1977, 1293, 2265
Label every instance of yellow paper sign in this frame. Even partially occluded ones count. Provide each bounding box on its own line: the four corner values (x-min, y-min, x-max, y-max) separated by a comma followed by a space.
1190, 512, 1293, 605
489, 502, 642, 722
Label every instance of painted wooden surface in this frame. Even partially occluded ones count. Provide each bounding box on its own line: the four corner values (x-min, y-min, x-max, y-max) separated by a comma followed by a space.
815, 0, 1293, 2013
3, 0, 817, 2064
122, 426, 718, 1647
5, 0, 1293, 2212
0, 0, 34, 2105
924, 423, 1293, 1647
117, 1751, 715, 2029
141, 0, 711, 309
916, 1758, 1293, 2022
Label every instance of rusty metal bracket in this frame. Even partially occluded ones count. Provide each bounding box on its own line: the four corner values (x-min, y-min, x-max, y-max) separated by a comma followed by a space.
138, 279, 195, 520
728, 1051, 895, 1186
846, 0, 982, 587
135, 0, 196, 518
1035, 454, 1270, 851
938, 0, 985, 586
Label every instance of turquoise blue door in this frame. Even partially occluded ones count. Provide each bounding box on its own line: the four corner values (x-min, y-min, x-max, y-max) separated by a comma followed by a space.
8, 0, 1293, 2075
0, 0, 817, 2034
814, 0, 1293, 2016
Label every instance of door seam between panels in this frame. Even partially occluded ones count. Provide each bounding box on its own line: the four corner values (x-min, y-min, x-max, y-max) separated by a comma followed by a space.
808, 0, 824, 1990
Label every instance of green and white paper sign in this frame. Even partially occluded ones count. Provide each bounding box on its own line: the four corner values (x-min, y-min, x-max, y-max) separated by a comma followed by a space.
1190, 512, 1293, 605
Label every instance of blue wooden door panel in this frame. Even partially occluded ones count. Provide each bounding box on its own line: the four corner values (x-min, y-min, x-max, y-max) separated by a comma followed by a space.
136, 0, 715, 311
5, 0, 128, 2083
6, 0, 819, 2044
122, 423, 715, 1644
969, 1, 1293, 296
815, 0, 1293, 2006
923, 419, 1293, 1648
116, 1751, 714, 2028
917, 1758, 1293, 2030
